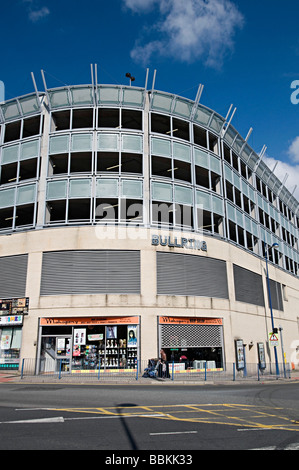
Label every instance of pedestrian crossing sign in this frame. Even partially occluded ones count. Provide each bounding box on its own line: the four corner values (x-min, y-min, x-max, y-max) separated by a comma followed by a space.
269, 332, 279, 347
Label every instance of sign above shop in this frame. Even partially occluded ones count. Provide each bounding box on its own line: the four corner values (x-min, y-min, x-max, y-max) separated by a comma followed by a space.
0, 315, 23, 326
40, 316, 140, 326
0, 298, 29, 316
152, 235, 207, 252
159, 316, 222, 325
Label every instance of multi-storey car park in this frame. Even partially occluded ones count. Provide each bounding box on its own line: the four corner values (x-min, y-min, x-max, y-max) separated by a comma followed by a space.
0, 67, 298, 376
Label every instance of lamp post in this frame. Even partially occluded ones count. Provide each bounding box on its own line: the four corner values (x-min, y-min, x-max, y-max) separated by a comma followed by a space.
264, 242, 280, 376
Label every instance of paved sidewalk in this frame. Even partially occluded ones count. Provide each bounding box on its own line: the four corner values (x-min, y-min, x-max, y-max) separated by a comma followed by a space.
1, 370, 299, 385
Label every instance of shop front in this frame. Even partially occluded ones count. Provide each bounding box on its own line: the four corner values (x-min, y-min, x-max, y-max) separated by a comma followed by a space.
0, 298, 28, 370
37, 316, 139, 375
159, 316, 224, 372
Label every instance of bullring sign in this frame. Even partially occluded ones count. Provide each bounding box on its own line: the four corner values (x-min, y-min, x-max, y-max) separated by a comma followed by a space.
152, 234, 207, 252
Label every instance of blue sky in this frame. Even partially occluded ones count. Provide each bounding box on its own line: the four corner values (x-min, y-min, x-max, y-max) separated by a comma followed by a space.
1, 0, 299, 198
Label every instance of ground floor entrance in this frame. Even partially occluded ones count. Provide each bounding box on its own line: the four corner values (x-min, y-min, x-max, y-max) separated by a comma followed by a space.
158, 316, 224, 372
37, 316, 139, 374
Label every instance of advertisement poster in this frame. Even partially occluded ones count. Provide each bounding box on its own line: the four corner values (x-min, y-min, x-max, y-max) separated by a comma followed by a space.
127, 325, 137, 348
74, 329, 86, 346
235, 339, 245, 370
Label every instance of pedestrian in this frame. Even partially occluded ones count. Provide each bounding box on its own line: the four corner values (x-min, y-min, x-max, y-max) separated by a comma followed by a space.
162, 361, 166, 378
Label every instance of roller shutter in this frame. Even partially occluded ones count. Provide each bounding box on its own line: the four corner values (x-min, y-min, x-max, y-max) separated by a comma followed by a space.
40, 250, 140, 296
0, 254, 28, 298
233, 264, 265, 307
156, 252, 229, 299
268, 279, 283, 311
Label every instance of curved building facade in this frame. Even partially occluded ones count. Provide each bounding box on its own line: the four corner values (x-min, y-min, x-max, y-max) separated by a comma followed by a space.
0, 79, 298, 374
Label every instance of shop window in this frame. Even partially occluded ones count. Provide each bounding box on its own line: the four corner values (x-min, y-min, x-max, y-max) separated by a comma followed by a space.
19, 158, 38, 181
121, 109, 142, 130
121, 153, 142, 174
72, 109, 93, 129
0, 163, 18, 185
152, 201, 174, 226
4, 121, 21, 143
173, 118, 189, 141
195, 166, 209, 189
68, 199, 91, 221
97, 152, 119, 172
0, 326, 22, 367
49, 153, 69, 175
173, 160, 191, 183
70, 152, 92, 173
22, 116, 41, 138
51, 110, 71, 131
151, 113, 170, 135
15, 203, 35, 227
46, 200, 66, 223
98, 108, 119, 128
96, 198, 119, 222
0, 207, 14, 229
193, 125, 207, 148
151, 155, 172, 178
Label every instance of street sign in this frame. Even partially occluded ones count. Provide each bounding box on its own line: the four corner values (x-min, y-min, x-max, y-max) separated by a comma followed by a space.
269, 332, 279, 347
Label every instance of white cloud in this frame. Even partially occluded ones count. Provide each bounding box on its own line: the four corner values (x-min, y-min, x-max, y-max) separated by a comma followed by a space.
23, 1, 50, 22
125, 0, 244, 67
264, 155, 299, 201
288, 136, 299, 163
28, 6, 50, 22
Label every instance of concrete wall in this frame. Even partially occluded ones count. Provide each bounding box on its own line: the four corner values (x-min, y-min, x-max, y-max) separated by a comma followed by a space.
0, 225, 298, 367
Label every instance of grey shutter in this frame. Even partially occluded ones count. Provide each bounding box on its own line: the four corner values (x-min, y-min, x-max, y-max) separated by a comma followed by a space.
269, 280, 283, 311
40, 250, 140, 296
161, 323, 223, 348
0, 254, 28, 298
233, 264, 265, 307
157, 252, 229, 299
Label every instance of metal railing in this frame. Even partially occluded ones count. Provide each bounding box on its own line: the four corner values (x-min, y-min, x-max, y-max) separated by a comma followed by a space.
19, 358, 292, 382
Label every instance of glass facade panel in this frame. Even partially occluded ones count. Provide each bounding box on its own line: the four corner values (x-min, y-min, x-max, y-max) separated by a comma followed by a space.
49, 89, 70, 108
2, 145, 19, 164
173, 142, 191, 162
17, 184, 36, 205
122, 180, 143, 199
174, 185, 192, 205
49, 135, 69, 154
0, 188, 15, 208
20, 140, 39, 160
151, 137, 171, 157
122, 135, 142, 153
152, 182, 172, 202
70, 87, 93, 106
69, 179, 91, 198
18, 96, 40, 115
71, 134, 92, 152
96, 179, 118, 198
98, 133, 119, 151
47, 180, 67, 200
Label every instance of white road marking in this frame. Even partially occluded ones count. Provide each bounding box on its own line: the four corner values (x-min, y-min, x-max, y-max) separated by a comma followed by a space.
150, 431, 198, 436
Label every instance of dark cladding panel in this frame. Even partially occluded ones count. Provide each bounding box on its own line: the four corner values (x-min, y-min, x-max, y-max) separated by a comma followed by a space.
0, 254, 28, 298
40, 250, 140, 296
233, 264, 265, 307
157, 251, 229, 299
